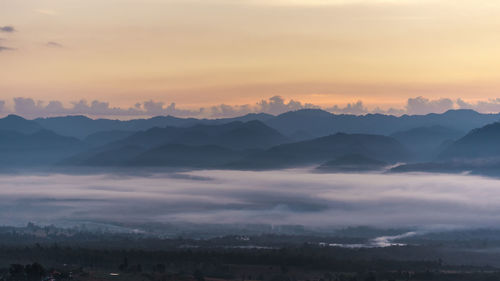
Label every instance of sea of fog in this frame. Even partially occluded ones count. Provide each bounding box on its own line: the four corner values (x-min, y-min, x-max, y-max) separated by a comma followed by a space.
1, 169, 499, 230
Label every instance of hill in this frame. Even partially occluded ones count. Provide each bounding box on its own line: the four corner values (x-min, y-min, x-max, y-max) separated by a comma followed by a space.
230, 133, 410, 169
83, 130, 136, 147
266, 109, 499, 140
68, 120, 289, 166
316, 154, 387, 172
0, 115, 43, 134
24, 109, 500, 141
391, 125, 464, 161
34, 113, 274, 139
129, 144, 243, 167
109, 120, 289, 150
440, 122, 500, 160
0, 129, 86, 166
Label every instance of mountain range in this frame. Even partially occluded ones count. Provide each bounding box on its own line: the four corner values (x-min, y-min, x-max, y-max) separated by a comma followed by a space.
1, 109, 500, 173
392, 122, 500, 176
4, 109, 496, 140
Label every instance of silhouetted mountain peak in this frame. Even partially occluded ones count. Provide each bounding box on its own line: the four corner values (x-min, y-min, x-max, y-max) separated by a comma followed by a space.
277, 108, 332, 119
443, 109, 480, 115
439, 122, 500, 160
0, 114, 43, 134
37, 115, 93, 121
454, 122, 500, 144
4, 114, 26, 121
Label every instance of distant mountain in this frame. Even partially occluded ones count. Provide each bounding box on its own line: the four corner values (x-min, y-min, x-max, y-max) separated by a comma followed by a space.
0, 129, 86, 166
213, 113, 274, 123
25, 108, 500, 141
34, 113, 275, 139
230, 133, 410, 169
265, 109, 500, 139
5, 109, 500, 170
0, 129, 81, 149
76, 132, 408, 169
67, 120, 289, 166
391, 125, 465, 161
74, 145, 145, 166
84, 130, 136, 147
34, 115, 200, 139
129, 144, 243, 167
316, 154, 387, 172
265, 109, 336, 139
18, 109, 500, 142
0, 115, 43, 134
439, 122, 500, 160
104, 120, 289, 151
389, 122, 500, 176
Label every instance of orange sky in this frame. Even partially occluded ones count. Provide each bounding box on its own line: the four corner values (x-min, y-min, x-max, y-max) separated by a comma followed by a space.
1, 0, 500, 111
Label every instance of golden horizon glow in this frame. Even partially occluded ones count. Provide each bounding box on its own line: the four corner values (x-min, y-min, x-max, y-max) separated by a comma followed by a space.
2, 0, 500, 111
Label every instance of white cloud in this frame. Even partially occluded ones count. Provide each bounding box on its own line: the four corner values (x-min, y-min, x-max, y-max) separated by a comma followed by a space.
457, 98, 500, 113
326, 100, 368, 115
406, 96, 454, 115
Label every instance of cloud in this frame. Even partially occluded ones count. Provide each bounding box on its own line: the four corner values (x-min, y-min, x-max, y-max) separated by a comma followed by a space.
142, 100, 205, 117
0, 100, 5, 113
0, 26, 15, 33
6, 96, 500, 119
210, 104, 252, 117
1, 170, 500, 230
256, 95, 319, 115
372, 107, 406, 115
70, 100, 142, 116
36, 9, 57, 15
13, 98, 54, 117
13, 97, 144, 118
46, 41, 63, 48
7, 96, 318, 118
0, 46, 14, 52
456, 98, 500, 113
326, 101, 368, 115
406, 96, 454, 115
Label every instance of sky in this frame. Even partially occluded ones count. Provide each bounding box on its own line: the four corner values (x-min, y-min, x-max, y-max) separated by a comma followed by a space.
2, 0, 500, 117
3, 169, 500, 231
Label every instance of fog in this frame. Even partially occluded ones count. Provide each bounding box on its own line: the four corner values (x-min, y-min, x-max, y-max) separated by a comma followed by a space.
1, 169, 500, 230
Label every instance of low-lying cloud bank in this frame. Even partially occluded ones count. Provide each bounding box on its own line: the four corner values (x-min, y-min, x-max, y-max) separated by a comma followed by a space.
1, 170, 500, 229
1, 96, 500, 118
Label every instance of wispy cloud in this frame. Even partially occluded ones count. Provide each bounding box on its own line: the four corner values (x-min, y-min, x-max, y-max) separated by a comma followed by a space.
0, 46, 15, 52
35, 9, 57, 16
0, 26, 15, 33
46, 41, 63, 48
